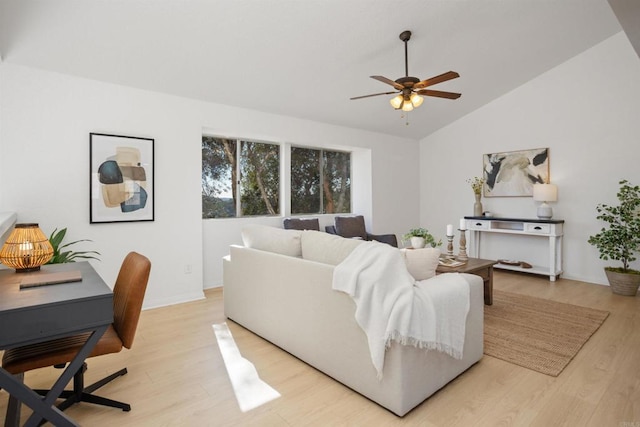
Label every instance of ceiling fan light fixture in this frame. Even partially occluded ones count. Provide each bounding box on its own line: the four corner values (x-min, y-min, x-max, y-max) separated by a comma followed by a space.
401, 100, 414, 112
410, 93, 424, 108
390, 94, 404, 109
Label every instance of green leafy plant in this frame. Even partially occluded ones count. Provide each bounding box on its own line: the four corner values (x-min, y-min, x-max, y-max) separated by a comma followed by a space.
46, 228, 101, 264
402, 228, 442, 247
587, 180, 640, 273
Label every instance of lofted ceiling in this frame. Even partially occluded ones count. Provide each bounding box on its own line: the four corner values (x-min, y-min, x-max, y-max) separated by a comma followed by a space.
0, 0, 627, 140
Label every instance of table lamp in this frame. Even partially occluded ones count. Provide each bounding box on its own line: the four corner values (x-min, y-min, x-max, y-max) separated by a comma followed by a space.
533, 183, 558, 219
0, 223, 54, 272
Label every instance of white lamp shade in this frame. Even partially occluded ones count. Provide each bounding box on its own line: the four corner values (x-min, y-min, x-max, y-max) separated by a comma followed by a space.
533, 183, 558, 202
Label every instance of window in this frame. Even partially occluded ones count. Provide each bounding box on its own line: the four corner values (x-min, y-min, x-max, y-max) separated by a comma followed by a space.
202, 136, 351, 218
202, 136, 280, 218
239, 140, 280, 216
291, 147, 351, 214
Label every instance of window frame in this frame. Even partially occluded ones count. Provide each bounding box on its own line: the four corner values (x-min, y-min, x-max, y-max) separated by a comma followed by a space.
202, 134, 352, 219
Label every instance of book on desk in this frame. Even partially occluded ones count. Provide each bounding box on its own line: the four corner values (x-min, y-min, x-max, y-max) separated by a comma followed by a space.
19, 270, 83, 289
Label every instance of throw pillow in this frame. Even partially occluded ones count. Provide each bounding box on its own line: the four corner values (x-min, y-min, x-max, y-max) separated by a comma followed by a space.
400, 247, 441, 281
241, 225, 302, 257
301, 230, 364, 265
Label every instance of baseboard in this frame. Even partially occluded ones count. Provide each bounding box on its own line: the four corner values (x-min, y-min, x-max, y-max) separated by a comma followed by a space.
142, 290, 206, 310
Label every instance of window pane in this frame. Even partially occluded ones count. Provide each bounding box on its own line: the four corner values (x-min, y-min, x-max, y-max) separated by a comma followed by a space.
291, 147, 321, 214
323, 151, 351, 213
240, 141, 280, 216
202, 137, 237, 218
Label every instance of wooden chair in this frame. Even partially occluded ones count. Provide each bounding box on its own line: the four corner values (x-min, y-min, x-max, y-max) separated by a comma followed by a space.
2, 252, 151, 423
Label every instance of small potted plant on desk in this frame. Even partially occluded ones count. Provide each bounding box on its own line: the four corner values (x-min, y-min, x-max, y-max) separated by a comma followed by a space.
47, 228, 101, 264
402, 228, 441, 249
587, 179, 640, 296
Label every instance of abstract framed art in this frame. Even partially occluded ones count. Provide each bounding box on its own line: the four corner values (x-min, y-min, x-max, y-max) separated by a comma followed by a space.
483, 147, 549, 197
90, 133, 154, 223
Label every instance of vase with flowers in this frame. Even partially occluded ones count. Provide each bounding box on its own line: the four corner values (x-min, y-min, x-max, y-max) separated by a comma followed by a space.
467, 176, 485, 216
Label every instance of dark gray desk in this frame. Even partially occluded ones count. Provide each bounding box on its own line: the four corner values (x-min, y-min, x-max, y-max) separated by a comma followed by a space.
0, 262, 113, 427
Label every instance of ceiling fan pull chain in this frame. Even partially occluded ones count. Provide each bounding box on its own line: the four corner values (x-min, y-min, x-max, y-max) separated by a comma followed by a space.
400, 111, 410, 126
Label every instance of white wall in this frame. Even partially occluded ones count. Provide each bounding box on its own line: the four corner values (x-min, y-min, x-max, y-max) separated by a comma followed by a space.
420, 32, 640, 285
0, 63, 420, 304
0, 64, 206, 308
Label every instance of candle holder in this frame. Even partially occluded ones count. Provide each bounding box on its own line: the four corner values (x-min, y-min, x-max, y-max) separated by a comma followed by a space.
446, 234, 455, 260
457, 229, 468, 262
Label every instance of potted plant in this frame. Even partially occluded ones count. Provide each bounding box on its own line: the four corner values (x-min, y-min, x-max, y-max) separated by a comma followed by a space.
587, 180, 640, 296
402, 228, 442, 249
46, 228, 101, 264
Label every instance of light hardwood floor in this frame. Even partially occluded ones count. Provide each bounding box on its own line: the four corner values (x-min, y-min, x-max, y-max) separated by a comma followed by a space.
2, 271, 639, 426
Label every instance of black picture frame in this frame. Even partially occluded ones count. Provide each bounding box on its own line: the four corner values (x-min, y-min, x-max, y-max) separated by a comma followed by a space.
90, 133, 154, 223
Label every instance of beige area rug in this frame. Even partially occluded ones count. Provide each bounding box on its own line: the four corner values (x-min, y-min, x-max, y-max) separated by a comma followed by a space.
483, 290, 609, 376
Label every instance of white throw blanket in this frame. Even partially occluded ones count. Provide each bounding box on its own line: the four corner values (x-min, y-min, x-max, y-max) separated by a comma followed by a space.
332, 241, 470, 379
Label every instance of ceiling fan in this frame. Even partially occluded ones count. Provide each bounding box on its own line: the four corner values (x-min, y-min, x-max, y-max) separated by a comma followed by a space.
351, 30, 461, 112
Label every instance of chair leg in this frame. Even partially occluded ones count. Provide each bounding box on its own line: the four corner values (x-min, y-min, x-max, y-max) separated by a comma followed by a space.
84, 368, 128, 394
32, 364, 131, 413
78, 392, 131, 411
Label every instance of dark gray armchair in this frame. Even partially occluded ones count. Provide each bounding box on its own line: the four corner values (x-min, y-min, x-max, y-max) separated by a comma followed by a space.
325, 215, 398, 247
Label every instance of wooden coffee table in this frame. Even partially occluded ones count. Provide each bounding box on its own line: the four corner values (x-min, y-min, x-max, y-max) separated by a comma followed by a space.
436, 257, 497, 305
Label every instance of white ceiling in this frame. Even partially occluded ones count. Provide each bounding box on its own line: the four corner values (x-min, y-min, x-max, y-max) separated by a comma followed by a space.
0, 0, 626, 140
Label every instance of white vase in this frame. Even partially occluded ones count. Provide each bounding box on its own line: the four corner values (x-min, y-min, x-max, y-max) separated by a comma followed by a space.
410, 237, 426, 249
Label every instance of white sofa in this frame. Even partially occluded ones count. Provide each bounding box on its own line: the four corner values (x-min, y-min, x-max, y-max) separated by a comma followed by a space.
222, 226, 484, 416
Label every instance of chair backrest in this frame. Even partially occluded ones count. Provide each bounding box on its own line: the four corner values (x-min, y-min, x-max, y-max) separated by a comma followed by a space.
334, 215, 367, 240
112, 252, 151, 349
283, 218, 320, 231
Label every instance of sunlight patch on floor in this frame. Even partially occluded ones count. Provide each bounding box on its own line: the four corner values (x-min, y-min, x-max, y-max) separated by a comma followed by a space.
212, 322, 281, 412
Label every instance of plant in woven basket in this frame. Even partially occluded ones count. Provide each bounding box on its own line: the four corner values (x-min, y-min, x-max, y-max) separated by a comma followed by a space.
588, 180, 640, 295
46, 228, 101, 264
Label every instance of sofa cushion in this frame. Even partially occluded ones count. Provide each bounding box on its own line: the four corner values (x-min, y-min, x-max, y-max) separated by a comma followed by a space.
241, 225, 302, 257
400, 248, 441, 281
301, 230, 364, 265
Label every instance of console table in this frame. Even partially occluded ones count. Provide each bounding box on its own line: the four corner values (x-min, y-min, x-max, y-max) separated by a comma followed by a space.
464, 216, 564, 281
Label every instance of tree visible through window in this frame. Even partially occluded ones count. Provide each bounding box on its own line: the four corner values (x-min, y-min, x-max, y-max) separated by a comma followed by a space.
291, 147, 350, 214
202, 136, 279, 218
202, 137, 236, 218
240, 140, 280, 216
202, 137, 350, 218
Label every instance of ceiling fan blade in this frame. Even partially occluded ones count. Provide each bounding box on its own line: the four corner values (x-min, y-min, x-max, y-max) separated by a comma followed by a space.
416, 89, 462, 99
370, 75, 404, 91
350, 91, 398, 100
413, 71, 460, 89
